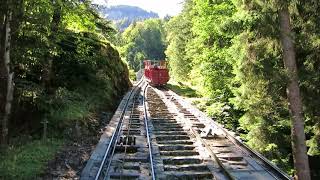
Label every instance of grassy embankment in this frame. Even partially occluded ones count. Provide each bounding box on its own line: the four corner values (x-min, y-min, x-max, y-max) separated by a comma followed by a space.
0, 139, 63, 179
166, 81, 199, 98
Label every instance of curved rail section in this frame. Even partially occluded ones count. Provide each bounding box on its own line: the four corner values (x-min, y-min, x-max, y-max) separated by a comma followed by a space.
160, 87, 292, 180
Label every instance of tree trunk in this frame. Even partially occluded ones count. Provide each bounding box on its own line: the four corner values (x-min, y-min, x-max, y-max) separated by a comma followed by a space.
41, 1, 62, 139
42, 0, 61, 94
278, 6, 311, 180
0, 11, 14, 147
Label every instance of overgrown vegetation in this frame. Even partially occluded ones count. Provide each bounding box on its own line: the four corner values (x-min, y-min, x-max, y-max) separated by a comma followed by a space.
0, 139, 63, 179
0, 0, 130, 178
166, 81, 199, 98
119, 19, 166, 71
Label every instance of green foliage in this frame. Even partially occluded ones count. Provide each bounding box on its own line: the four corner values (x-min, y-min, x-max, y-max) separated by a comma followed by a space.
206, 102, 240, 131
11, 0, 130, 134
129, 69, 137, 81
120, 19, 166, 71
164, 0, 320, 173
3, 0, 131, 177
166, 82, 199, 98
291, 0, 320, 156
47, 88, 90, 123
165, 0, 193, 81
0, 139, 63, 179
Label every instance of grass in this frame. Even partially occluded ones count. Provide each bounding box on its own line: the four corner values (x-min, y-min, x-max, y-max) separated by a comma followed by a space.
0, 138, 63, 180
166, 81, 200, 98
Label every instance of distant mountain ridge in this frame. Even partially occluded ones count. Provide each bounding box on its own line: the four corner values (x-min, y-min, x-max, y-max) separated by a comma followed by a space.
96, 5, 159, 31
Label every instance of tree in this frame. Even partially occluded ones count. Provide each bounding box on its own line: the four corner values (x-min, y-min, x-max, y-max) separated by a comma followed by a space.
165, 0, 193, 81
42, 0, 62, 94
41, 0, 62, 139
278, 4, 310, 179
0, 1, 14, 147
121, 19, 166, 71
0, 0, 129, 146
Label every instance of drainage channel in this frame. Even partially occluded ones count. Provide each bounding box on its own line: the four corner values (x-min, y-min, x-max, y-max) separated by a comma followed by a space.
145, 87, 228, 180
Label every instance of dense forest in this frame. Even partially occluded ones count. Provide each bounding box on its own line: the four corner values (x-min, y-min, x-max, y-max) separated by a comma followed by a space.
170, 0, 320, 178
0, 0, 130, 179
120, 19, 166, 71
119, 0, 320, 179
1, 0, 319, 179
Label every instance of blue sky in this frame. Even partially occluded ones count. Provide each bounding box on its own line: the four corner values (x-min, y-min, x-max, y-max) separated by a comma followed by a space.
92, 0, 183, 17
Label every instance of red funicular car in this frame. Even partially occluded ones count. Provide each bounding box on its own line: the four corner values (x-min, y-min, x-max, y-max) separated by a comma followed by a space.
144, 60, 169, 86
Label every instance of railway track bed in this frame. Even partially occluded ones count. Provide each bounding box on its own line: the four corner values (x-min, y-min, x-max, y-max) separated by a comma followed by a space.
157, 87, 291, 180
146, 88, 225, 180
81, 81, 291, 180
81, 81, 152, 180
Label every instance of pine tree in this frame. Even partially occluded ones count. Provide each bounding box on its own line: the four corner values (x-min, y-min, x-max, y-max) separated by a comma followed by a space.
278, 3, 310, 179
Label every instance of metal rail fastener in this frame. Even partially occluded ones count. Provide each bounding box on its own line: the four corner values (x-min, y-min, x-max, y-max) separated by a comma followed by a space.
94, 79, 144, 180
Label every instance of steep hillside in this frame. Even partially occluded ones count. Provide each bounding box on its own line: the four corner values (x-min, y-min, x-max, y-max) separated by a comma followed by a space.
97, 5, 159, 31
0, 1, 131, 178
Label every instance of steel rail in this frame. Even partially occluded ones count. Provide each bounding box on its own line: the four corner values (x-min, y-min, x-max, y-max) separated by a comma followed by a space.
187, 120, 235, 180
155, 87, 234, 180
101, 89, 141, 180
101, 94, 138, 180
166, 92, 234, 180
94, 79, 144, 180
166, 88, 292, 180
118, 94, 138, 180
194, 106, 291, 180
142, 84, 156, 180
210, 119, 292, 180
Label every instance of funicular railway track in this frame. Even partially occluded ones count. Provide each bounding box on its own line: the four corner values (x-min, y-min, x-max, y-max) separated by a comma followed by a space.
93, 80, 155, 180
151, 87, 292, 180
83, 80, 292, 180
146, 87, 224, 180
